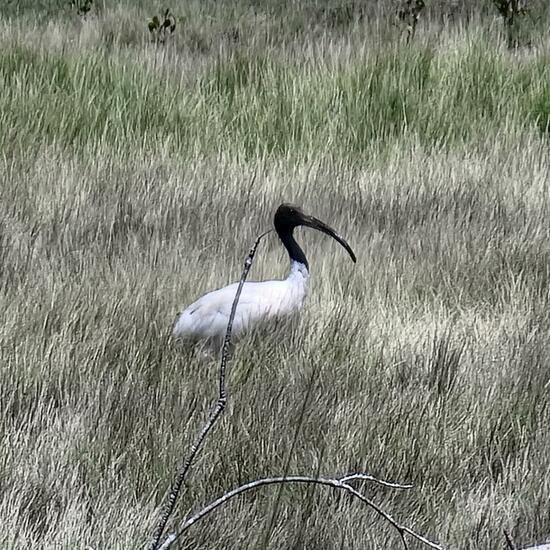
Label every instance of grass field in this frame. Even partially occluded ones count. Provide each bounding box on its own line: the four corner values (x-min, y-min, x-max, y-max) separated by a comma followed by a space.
1, 1, 550, 549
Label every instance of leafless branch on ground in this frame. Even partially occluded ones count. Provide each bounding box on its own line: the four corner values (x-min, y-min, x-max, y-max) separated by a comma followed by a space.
162, 473, 443, 549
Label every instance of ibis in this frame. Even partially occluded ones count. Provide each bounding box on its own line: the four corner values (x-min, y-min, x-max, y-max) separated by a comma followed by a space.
172, 204, 356, 348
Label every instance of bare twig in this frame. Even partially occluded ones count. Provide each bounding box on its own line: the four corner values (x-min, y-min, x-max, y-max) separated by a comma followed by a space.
162, 473, 443, 549
147, 230, 272, 550
339, 473, 413, 488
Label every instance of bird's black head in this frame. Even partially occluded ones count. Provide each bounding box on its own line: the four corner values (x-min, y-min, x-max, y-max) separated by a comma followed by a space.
273, 203, 356, 263
273, 203, 307, 233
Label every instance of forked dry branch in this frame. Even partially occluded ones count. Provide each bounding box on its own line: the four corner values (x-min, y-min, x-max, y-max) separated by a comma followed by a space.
147, 231, 444, 550
159, 474, 444, 550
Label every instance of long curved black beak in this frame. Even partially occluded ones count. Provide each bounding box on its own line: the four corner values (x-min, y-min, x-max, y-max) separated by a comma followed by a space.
301, 216, 357, 263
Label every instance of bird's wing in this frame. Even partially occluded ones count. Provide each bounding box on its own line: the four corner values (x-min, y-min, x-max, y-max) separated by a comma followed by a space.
173, 280, 288, 340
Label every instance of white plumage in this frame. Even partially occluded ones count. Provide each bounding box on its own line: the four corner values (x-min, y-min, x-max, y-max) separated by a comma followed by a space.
172, 261, 308, 345
172, 204, 356, 348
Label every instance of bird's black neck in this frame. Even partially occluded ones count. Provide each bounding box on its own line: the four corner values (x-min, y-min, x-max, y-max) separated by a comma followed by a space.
277, 228, 309, 271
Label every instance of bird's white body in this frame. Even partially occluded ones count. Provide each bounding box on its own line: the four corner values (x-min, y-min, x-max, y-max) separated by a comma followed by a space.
172, 261, 309, 344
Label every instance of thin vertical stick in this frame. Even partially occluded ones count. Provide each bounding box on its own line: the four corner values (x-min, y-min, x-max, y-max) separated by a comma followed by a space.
147, 230, 271, 550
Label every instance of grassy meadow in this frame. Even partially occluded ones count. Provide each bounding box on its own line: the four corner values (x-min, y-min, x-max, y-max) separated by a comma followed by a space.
2, 1, 550, 548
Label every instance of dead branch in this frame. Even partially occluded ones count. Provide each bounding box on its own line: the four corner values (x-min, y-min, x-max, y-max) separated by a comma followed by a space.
161, 473, 443, 550
147, 230, 272, 550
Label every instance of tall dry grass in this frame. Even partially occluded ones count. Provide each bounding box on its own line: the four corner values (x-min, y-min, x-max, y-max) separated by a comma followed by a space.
1, 2, 550, 549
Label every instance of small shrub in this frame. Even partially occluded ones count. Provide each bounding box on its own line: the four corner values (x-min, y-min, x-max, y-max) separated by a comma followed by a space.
147, 8, 176, 44
395, 0, 426, 44
69, 0, 93, 17
491, 0, 530, 49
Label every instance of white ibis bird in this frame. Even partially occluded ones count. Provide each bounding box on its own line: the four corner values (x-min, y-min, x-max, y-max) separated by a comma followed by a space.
172, 204, 356, 348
